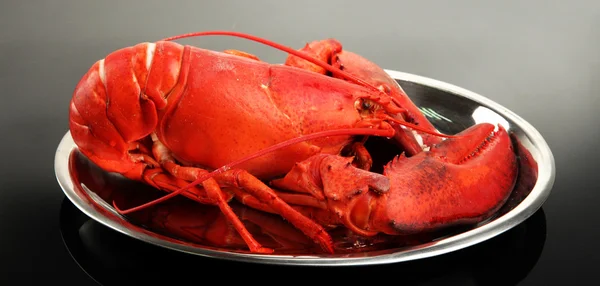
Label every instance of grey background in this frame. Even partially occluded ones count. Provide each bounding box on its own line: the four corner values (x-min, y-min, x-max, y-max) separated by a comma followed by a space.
0, 0, 598, 284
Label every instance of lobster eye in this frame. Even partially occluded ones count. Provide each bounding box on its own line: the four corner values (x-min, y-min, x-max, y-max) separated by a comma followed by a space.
362, 101, 372, 110
355, 99, 377, 115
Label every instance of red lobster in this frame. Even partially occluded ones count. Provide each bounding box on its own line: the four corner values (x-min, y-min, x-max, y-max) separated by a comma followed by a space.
69, 31, 518, 254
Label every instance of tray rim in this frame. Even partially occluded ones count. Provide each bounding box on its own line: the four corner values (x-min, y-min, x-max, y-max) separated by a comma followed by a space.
54, 69, 555, 266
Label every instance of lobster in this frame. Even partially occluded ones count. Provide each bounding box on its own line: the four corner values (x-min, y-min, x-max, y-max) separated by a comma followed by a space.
68, 31, 518, 254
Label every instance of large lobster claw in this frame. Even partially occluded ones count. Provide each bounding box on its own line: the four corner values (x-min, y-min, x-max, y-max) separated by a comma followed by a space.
272, 123, 518, 237
371, 123, 518, 234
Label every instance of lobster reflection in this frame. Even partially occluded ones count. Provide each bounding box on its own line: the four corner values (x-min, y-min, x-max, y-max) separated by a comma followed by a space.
68, 131, 539, 254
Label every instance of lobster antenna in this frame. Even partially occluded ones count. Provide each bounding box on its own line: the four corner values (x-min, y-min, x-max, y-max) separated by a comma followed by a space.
113, 120, 460, 215
161, 31, 386, 96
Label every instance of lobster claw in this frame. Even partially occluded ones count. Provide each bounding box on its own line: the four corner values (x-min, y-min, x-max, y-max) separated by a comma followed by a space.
371, 123, 518, 234
272, 123, 518, 237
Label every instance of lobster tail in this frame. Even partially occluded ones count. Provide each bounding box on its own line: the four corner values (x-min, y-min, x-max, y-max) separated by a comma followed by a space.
69, 41, 184, 179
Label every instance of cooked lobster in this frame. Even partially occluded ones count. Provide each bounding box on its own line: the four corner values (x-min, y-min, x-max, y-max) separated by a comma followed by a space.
68, 31, 518, 254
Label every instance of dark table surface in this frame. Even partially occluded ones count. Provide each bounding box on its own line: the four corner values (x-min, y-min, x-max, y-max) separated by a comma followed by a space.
1, 1, 598, 285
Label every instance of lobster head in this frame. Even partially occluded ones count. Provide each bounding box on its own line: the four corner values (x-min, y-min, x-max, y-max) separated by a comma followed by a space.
285, 39, 443, 157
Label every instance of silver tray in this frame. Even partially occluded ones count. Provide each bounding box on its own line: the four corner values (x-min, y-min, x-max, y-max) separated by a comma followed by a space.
54, 69, 555, 266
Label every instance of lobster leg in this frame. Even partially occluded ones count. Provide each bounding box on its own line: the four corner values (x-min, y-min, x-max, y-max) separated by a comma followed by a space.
215, 170, 334, 253
145, 135, 274, 253
237, 205, 318, 252
146, 166, 335, 253
142, 169, 272, 253
203, 178, 275, 253
342, 141, 373, 170
142, 168, 214, 204
149, 134, 334, 253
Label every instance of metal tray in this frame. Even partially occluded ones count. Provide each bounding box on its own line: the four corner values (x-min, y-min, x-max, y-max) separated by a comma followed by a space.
54, 70, 555, 266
